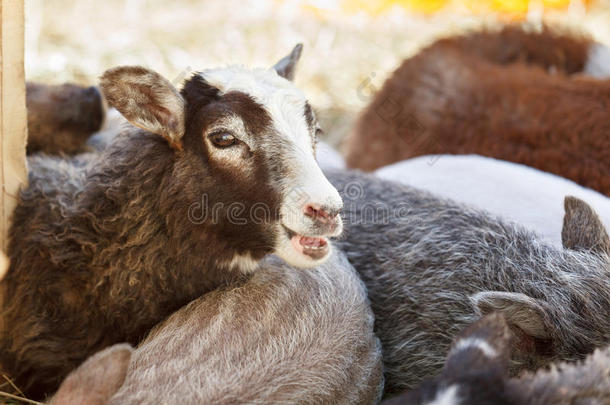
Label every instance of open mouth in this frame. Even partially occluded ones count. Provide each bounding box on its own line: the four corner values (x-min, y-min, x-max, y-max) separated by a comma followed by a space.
283, 226, 330, 260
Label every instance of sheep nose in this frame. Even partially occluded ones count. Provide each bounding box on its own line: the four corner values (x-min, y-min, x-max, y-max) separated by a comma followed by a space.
304, 204, 341, 225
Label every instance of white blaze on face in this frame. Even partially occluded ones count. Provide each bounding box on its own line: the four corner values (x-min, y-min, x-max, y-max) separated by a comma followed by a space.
201, 66, 343, 268
452, 337, 498, 359
274, 108, 343, 242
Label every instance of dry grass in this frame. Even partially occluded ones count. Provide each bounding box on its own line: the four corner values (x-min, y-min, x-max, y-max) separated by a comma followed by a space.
24, 0, 610, 147
0, 375, 42, 405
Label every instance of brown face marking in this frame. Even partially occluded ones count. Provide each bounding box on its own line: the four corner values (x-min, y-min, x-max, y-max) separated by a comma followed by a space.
177, 75, 283, 262
221, 92, 274, 137
179, 70, 342, 270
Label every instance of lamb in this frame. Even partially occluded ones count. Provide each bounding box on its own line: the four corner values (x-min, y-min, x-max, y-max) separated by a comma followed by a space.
344, 25, 610, 194
26, 82, 106, 155
381, 313, 610, 405
50, 250, 383, 405
1, 44, 345, 399
326, 168, 610, 395
375, 155, 610, 248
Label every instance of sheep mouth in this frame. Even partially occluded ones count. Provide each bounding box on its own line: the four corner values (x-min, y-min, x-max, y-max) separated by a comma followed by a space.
282, 226, 330, 260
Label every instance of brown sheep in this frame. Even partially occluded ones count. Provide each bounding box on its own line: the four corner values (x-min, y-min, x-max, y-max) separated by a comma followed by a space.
26, 82, 106, 155
344, 25, 610, 195
1, 45, 345, 399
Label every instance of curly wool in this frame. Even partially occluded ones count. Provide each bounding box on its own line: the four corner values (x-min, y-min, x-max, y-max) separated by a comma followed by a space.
328, 169, 610, 395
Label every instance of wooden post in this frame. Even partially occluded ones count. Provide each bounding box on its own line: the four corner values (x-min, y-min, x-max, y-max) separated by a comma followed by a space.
0, 0, 28, 256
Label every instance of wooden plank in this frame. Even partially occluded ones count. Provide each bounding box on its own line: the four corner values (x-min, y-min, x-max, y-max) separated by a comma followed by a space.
0, 0, 28, 256
0, 250, 7, 281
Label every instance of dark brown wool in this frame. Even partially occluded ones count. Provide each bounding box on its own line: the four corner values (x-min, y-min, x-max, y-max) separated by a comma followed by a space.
344, 25, 610, 195
1, 74, 284, 399
26, 82, 105, 155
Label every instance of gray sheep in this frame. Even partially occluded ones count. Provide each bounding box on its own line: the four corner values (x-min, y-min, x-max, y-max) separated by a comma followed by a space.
50, 251, 383, 405
327, 169, 610, 395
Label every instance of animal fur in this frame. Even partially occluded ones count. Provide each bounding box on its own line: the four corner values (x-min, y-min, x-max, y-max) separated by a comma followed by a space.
344, 25, 610, 194
375, 155, 610, 248
26, 82, 106, 155
327, 169, 610, 395
382, 314, 610, 405
1, 47, 343, 399
51, 251, 384, 405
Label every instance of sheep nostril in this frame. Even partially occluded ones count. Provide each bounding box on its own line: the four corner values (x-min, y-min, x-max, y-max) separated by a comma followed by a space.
304, 204, 341, 224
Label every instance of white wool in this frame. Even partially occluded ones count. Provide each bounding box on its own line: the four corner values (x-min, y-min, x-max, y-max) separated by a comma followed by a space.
452, 337, 498, 358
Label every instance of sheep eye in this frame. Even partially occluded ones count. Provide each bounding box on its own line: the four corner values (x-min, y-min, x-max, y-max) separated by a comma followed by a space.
209, 132, 236, 148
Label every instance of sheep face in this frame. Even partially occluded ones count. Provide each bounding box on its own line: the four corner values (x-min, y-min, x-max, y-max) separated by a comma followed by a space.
100, 45, 342, 270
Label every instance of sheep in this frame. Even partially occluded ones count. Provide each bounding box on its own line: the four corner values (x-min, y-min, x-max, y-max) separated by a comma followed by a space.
375, 154, 610, 248
26, 82, 106, 155
325, 168, 610, 395
381, 313, 610, 405
344, 25, 610, 194
49, 250, 384, 405
87, 122, 610, 249
406, 24, 603, 76
1, 44, 346, 399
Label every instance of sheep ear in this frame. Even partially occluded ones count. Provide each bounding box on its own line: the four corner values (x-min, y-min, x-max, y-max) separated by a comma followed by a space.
50, 344, 133, 405
272, 43, 303, 81
443, 313, 512, 377
100, 66, 185, 150
470, 291, 551, 340
562, 196, 610, 255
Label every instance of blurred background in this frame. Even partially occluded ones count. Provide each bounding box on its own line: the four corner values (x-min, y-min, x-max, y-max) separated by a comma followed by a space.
24, 0, 610, 147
